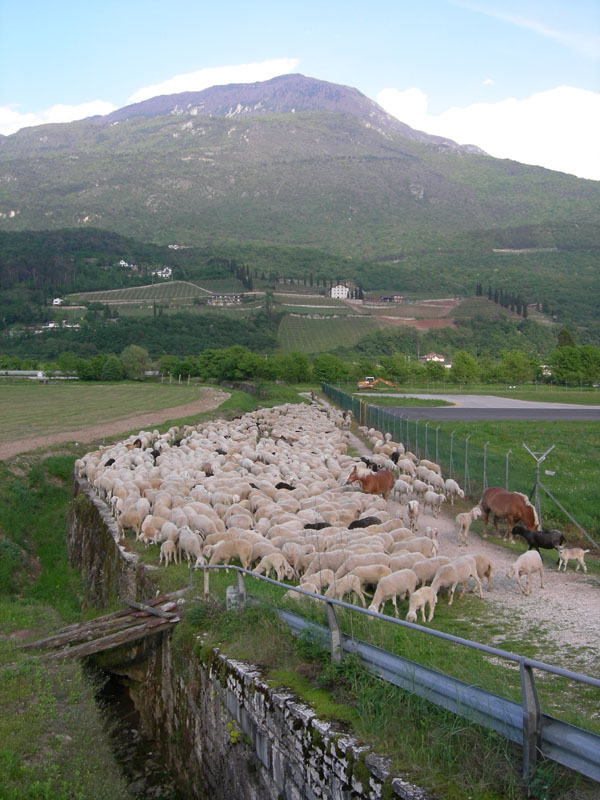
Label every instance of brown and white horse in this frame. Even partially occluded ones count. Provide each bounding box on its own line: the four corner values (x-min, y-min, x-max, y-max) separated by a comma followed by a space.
346, 466, 394, 500
480, 486, 539, 542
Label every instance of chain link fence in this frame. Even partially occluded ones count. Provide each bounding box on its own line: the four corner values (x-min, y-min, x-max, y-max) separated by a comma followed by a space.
322, 383, 598, 547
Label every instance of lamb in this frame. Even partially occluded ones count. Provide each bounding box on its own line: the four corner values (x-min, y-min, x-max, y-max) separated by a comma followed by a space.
159, 539, 178, 566
473, 553, 493, 591
324, 574, 367, 607
308, 568, 336, 591
423, 490, 446, 518
368, 569, 418, 617
405, 586, 437, 623
511, 522, 566, 554
506, 550, 544, 595
253, 552, 295, 582
407, 500, 420, 532
444, 478, 465, 505
283, 582, 320, 602
456, 506, 482, 547
431, 556, 483, 605
557, 545, 590, 573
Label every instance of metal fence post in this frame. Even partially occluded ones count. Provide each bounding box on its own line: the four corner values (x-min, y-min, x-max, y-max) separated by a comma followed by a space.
425, 422, 430, 459
237, 571, 247, 609
505, 449, 512, 491
415, 419, 420, 458
520, 661, 541, 786
435, 426, 440, 466
483, 441, 490, 491
203, 567, 210, 600
464, 434, 471, 494
326, 601, 343, 664
449, 430, 455, 479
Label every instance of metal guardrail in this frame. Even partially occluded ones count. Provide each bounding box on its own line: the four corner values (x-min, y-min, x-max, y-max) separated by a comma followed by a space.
191, 564, 600, 787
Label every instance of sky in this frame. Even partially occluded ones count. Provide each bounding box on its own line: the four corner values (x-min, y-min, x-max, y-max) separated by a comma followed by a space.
1, 0, 599, 179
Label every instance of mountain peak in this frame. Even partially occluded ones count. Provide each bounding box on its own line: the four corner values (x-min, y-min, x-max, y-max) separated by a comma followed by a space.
99, 73, 484, 153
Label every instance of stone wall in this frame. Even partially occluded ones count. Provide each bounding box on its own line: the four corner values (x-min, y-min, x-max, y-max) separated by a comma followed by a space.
71, 477, 428, 800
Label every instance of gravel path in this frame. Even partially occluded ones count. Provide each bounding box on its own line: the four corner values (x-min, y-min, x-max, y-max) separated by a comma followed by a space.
347, 429, 600, 675
0, 387, 230, 461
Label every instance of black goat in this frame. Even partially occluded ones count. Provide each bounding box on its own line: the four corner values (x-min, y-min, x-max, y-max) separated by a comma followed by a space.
304, 522, 332, 530
512, 522, 565, 556
348, 516, 382, 529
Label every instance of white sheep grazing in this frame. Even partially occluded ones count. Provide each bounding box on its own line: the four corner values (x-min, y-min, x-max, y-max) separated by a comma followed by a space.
368, 569, 419, 617
407, 500, 420, 532
426, 473, 445, 492
308, 568, 336, 591
405, 586, 437, 623
393, 478, 413, 503
423, 490, 446, 518
418, 459, 442, 475
178, 527, 206, 567
159, 539, 178, 567
349, 564, 392, 593
283, 582, 320, 602
444, 478, 465, 505
506, 550, 544, 595
203, 538, 252, 570
557, 545, 590, 573
324, 574, 367, 607
411, 479, 431, 499
431, 556, 483, 605
410, 556, 451, 586
389, 552, 427, 572
456, 506, 482, 547
253, 552, 295, 582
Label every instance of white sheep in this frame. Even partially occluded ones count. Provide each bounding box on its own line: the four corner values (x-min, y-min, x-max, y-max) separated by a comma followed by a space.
405, 586, 437, 623
393, 478, 413, 503
410, 556, 451, 586
473, 553, 493, 591
401, 536, 438, 558
253, 552, 295, 582
324, 574, 367, 607
203, 538, 252, 570
367, 569, 419, 617
506, 550, 544, 596
423, 490, 446, 518
178, 526, 206, 567
159, 539, 178, 566
431, 556, 483, 605
348, 564, 392, 593
407, 500, 420, 533
557, 545, 589, 573
444, 478, 465, 505
456, 506, 482, 547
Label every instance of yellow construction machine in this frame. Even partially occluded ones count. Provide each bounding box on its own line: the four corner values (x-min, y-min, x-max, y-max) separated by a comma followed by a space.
356, 377, 402, 391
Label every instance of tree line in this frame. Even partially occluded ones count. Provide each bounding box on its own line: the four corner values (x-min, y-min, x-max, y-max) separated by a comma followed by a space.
2, 341, 599, 387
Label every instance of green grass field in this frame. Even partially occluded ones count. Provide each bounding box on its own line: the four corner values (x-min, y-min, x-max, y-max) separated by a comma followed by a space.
277, 314, 389, 353
0, 382, 209, 443
68, 279, 211, 305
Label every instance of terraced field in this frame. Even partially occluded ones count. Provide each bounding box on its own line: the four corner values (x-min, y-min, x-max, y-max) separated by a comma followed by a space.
277, 314, 389, 353
69, 280, 211, 305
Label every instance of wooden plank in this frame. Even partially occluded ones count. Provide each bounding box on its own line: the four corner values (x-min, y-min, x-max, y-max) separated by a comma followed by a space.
125, 600, 178, 619
21, 615, 141, 651
46, 618, 176, 660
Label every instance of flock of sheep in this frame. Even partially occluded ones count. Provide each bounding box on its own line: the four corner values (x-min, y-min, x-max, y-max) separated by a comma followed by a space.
74, 400, 589, 624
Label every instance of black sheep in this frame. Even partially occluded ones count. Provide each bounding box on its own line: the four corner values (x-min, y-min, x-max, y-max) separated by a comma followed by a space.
275, 481, 295, 490
348, 516, 382, 529
304, 522, 332, 530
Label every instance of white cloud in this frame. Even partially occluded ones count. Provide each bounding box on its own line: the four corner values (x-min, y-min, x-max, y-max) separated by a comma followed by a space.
0, 100, 117, 136
482, 78, 494, 86
377, 85, 600, 180
128, 58, 301, 104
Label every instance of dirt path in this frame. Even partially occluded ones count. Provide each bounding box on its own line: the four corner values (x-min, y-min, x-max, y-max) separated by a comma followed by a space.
346, 429, 600, 674
0, 388, 230, 461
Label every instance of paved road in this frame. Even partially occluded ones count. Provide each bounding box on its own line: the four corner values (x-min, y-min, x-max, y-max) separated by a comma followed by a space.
363, 393, 600, 421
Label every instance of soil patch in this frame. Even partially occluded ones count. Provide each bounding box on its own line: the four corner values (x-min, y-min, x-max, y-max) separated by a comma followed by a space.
0, 388, 229, 461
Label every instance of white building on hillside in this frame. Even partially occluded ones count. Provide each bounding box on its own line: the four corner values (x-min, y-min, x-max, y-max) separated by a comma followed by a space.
329, 284, 351, 299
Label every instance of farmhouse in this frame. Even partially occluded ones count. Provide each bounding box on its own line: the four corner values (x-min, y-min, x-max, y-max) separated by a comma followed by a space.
152, 267, 173, 279
328, 284, 351, 299
424, 353, 445, 362
52, 297, 64, 306
207, 293, 243, 306
379, 295, 403, 303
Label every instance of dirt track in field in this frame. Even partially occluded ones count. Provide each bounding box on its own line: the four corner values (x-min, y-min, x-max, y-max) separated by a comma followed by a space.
0, 388, 229, 461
